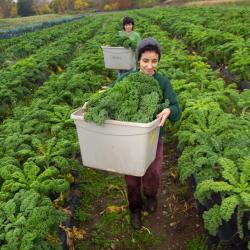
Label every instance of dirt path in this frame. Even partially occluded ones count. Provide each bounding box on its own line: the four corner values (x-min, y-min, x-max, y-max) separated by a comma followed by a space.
144, 138, 205, 249
75, 135, 206, 250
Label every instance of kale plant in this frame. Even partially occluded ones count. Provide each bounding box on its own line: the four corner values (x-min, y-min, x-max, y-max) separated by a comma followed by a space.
84, 72, 169, 125
111, 34, 137, 50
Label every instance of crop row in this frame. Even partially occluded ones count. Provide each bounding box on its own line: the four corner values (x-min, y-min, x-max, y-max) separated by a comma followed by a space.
134, 11, 250, 248
142, 7, 250, 85
0, 13, 123, 249
0, 16, 104, 123
0, 18, 90, 70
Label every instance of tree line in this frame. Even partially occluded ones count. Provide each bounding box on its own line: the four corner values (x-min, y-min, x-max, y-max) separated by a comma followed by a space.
0, 0, 165, 18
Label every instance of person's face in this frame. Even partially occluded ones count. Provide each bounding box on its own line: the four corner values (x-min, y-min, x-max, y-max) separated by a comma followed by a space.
139, 51, 159, 76
124, 23, 133, 33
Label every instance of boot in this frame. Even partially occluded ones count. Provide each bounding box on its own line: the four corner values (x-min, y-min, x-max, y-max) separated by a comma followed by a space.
130, 211, 142, 230
145, 196, 157, 213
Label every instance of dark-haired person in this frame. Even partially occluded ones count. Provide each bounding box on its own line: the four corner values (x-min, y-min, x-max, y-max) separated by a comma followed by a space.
114, 38, 181, 229
118, 16, 141, 78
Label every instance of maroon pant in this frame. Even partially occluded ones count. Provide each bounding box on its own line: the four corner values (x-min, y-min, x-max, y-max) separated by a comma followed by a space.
125, 137, 163, 212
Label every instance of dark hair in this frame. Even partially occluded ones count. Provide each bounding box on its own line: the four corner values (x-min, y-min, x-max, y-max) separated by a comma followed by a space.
122, 16, 134, 30
137, 38, 161, 62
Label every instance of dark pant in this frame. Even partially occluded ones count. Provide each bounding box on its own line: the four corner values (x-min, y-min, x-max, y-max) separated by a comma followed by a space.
124, 137, 164, 212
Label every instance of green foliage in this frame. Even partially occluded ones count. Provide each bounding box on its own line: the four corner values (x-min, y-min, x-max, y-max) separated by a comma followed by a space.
186, 236, 208, 250
0, 189, 64, 250
0, 161, 70, 197
203, 205, 223, 236
195, 157, 250, 237
111, 34, 137, 50
84, 72, 166, 125
220, 195, 239, 221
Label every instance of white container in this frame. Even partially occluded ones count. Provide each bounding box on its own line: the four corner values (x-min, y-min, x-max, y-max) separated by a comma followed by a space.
101, 46, 134, 70
71, 107, 160, 176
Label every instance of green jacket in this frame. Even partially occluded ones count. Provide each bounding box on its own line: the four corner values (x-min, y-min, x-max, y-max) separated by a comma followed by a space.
111, 70, 182, 135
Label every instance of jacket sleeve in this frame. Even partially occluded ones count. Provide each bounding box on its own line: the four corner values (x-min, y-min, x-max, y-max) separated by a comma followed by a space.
135, 32, 141, 46
164, 79, 182, 122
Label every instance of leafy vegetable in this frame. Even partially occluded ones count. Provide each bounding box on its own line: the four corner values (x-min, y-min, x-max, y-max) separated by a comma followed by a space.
84, 72, 169, 125
111, 34, 137, 50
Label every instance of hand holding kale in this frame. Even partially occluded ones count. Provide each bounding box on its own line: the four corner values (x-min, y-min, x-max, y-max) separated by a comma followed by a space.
84, 72, 169, 125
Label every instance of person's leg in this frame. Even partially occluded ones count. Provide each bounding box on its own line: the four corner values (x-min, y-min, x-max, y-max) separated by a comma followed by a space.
142, 137, 164, 212
124, 175, 143, 229
125, 175, 143, 212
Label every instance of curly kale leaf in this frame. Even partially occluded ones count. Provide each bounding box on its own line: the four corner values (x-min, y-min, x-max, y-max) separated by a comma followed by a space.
203, 204, 222, 236
111, 34, 137, 50
132, 92, 160, 123
1, 161, 70, 196
0, 189, 65, 250
195, 179, 234, 204
84, 72, 163, 125
220, 195, 239, 222
219, 158, 239, 186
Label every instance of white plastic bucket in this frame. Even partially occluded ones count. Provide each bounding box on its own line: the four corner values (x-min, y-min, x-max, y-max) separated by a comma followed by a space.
101, 46, 134, 70
71, 107, 160, 176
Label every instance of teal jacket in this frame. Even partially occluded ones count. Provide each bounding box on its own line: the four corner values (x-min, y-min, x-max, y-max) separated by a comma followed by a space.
111, 70, 182, 135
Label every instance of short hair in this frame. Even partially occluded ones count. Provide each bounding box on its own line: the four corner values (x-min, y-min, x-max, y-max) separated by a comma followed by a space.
137, 38, 161, 61
122, 16, 135, 30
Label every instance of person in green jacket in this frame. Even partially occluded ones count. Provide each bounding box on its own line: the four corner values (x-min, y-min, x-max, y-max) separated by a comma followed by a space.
115, 38, 181, 230
118, 16, 141, 78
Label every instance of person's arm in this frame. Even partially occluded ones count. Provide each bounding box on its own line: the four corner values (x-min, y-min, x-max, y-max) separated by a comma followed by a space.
130, 32, 141, 46
118, 30, 126, 38
157, 78, 181, 126
135, 32, 141, 46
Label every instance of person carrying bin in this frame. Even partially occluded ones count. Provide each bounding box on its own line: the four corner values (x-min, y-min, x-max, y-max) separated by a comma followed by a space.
112, 38, 181, 230
117, 16, 141, 78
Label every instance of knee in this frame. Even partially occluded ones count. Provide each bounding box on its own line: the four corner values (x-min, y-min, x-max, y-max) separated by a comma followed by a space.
125, 176, 141, 189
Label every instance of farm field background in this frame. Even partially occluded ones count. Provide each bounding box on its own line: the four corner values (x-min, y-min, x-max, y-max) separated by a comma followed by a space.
0, 14, 75, 31
0, 3, 250, 250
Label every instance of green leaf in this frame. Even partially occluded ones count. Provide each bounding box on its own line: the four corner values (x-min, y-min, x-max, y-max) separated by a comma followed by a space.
219, 158, 239, 186
220, 195, 239, 221
203, 205, 222, 236
240, 192, 250, 208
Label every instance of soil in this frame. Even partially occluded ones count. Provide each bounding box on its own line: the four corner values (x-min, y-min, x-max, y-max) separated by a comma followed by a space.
143, 138, 206, 250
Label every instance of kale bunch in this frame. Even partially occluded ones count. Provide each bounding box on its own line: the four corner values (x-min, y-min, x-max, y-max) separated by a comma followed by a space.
111, 34, 137, 50
84, 72, 169, 125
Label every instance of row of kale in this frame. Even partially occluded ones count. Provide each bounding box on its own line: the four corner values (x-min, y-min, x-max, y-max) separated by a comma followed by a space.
0, 16, 98, 123
0, 14, 120, 249
0, 18, 90, 70
135, 10, 250, 248
144, 7, 250, 87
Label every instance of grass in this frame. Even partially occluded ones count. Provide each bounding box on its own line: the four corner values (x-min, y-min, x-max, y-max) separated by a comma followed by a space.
74, 167, 162, 250
0, 14, 74, 30
186, 236, 208, 250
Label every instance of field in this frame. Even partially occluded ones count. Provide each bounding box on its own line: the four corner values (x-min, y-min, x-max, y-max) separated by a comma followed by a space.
0, 4, 250, 250
0, 14, 74, 31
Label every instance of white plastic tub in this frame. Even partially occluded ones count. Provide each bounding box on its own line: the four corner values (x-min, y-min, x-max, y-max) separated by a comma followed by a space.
101, 46, 134, 70
71, 107, 160, 176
